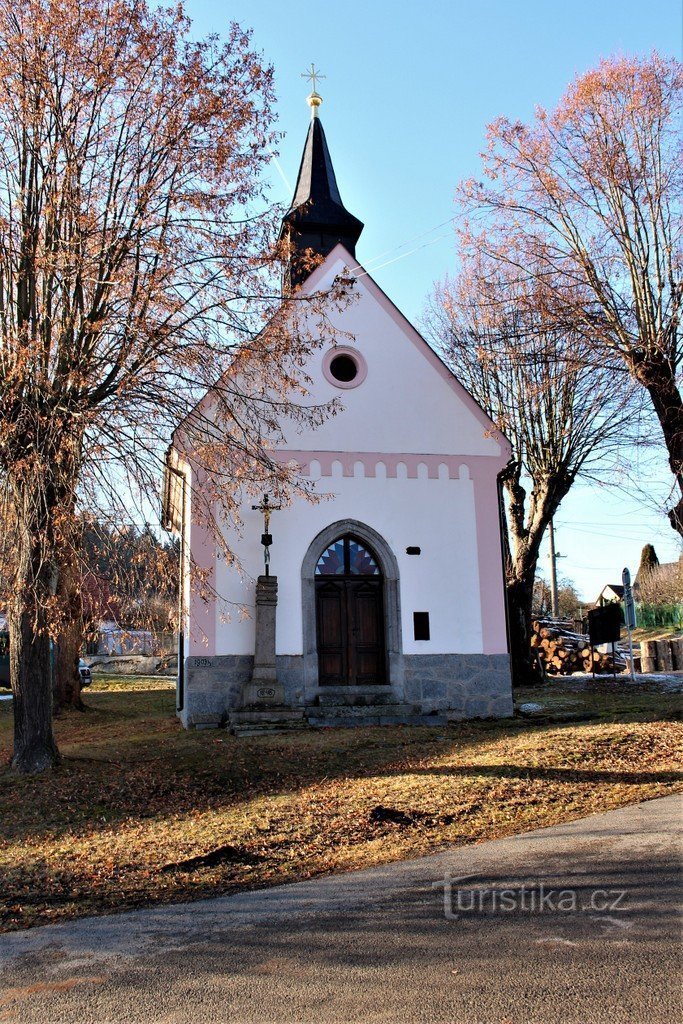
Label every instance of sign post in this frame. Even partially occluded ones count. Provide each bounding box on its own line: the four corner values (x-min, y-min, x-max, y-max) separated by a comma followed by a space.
622, 567, 636, 682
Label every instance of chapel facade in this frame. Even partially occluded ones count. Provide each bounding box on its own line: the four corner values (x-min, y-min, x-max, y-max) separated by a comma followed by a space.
164, 88, 514, 731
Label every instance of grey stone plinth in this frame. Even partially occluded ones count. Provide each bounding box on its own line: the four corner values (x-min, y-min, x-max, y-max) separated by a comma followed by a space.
236, 575, 287, 710
178, 651, 513, 729
276, 656, 305, 704
180, 655, 252, 728
250, 575, 278, 685
404, 653, 513, 719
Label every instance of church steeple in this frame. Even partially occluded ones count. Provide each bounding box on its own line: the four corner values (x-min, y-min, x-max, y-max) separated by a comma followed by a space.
279, 74, 364, 292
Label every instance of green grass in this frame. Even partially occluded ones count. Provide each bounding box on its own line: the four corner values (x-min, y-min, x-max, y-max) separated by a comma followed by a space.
514, 680, 682, 720
0, 673, 174, 697
87, 673, 175, 692
631, 625, 682, 642
0, 684, 680, 932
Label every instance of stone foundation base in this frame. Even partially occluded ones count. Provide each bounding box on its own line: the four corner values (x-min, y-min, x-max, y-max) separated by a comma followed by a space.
403, 653, 513, 719
178, 652, 512, 728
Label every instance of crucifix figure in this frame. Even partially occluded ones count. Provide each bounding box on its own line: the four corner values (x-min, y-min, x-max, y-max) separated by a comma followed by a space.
252, 494, 282, 576
301, 63, 325, 94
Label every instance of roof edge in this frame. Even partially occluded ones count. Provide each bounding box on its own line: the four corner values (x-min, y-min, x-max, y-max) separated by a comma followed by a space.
297, 245, 513, 458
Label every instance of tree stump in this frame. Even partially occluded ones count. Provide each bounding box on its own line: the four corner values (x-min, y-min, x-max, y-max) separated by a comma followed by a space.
670, 637, 683, 671
655, 638, 674, 673
640, 640, 658, 674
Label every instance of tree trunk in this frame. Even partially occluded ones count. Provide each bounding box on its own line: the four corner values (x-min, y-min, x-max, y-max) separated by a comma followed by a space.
10, 516, 60, 773
506, 577, 544, 687
632, 355, 683, 537
500, 472, 549, 688
5, 418, 84, 766
53, 616, 84, 711
666, 493, 683, 538
53, 541, 85, 712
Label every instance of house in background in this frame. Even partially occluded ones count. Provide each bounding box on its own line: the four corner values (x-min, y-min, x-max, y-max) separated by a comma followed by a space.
164, 90, 513, 730
596, 584, 625, 606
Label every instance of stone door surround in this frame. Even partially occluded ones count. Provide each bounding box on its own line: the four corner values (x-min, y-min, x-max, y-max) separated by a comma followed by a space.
301, 519, 405, 701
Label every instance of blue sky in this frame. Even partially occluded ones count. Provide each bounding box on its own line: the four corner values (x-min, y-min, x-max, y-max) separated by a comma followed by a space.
185, 0, 682, 601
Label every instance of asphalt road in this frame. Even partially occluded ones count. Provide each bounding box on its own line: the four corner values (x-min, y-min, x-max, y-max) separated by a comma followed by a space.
0, 794, 681, 1024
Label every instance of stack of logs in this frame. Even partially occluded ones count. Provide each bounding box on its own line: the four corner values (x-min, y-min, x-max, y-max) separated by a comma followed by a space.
531, 618, 628, 675
640, 637, 683, 674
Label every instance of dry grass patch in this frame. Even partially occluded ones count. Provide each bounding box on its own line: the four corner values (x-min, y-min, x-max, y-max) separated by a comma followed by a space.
0, 687, 680, 931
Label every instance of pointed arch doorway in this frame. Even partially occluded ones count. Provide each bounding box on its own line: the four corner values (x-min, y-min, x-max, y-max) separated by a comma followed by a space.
301, 520, 405, 699
315, 535, 385, 686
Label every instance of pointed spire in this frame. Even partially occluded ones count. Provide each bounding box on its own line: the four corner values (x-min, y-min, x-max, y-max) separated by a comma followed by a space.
288, 117, 347, 212
279, 70, 363, 292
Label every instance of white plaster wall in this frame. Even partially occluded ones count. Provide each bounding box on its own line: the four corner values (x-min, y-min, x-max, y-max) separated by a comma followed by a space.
182, 246, 511, 661
278, 254, 502, 459
213, 467, 483, 657
179, 460, 192, 664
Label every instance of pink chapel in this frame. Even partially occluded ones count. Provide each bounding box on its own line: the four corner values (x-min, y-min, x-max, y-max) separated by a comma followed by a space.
163, 86, 514, 731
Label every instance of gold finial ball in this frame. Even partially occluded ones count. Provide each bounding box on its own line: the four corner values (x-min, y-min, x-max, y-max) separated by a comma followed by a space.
307, 90, 323, 114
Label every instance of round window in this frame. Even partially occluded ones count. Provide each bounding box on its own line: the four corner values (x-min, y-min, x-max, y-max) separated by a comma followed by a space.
329, 353, 358, 383
322, 347, 368, 389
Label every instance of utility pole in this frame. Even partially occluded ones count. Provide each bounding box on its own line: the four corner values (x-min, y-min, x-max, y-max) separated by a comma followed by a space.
548, 519, 559, 617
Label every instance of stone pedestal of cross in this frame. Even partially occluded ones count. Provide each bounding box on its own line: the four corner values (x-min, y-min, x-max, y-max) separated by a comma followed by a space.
241, 496, 285, 707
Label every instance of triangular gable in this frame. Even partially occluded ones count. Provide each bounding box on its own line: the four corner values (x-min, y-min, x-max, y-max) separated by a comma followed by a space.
296, 243, 512, 459
172, 243, 511, 463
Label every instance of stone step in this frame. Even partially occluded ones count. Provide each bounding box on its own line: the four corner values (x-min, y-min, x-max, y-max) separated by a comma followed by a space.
307, 712, 448, 729
230, 709, 306, 724
316, 688, 397, 707
227, 705, 448, 736
231, 724, 310, 737
228, 708, 309, 737
309, 702, 418, 718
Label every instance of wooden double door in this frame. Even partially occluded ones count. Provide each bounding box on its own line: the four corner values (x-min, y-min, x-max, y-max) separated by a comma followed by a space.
316, 576, 386, 686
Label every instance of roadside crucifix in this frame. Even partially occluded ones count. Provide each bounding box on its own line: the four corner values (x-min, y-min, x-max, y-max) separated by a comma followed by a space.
252, 494, 281, 576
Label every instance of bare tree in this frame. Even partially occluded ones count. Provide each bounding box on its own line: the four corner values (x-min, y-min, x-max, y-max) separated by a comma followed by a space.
533, 575, 582, 619
429, 261, 637, 684
457, 54, 683, 533
636, 546, 683, 605
0, 0, 342, 771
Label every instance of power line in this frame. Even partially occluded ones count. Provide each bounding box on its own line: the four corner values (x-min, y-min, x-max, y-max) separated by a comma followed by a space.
352, 231, 453, 281
360, 216, 457, 270
558, 524, 668, 536
557, 516, 674, 527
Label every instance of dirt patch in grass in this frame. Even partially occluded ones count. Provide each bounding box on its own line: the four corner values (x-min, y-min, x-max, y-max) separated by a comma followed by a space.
0, 686, 680, 932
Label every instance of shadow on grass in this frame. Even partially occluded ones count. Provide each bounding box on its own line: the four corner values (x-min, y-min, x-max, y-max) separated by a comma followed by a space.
0, 689, 680, 848
405, 763, 682, 785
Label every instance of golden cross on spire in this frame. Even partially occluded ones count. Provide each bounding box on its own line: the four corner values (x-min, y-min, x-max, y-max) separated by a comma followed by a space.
301, 63, 325, 94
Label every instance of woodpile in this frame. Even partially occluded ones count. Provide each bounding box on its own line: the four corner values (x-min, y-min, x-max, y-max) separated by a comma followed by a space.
640, 636, 683, 674
531, 618, 628, 675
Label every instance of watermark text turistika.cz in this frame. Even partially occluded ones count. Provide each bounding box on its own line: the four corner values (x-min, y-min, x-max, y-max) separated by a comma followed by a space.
432, 874, 628, 920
